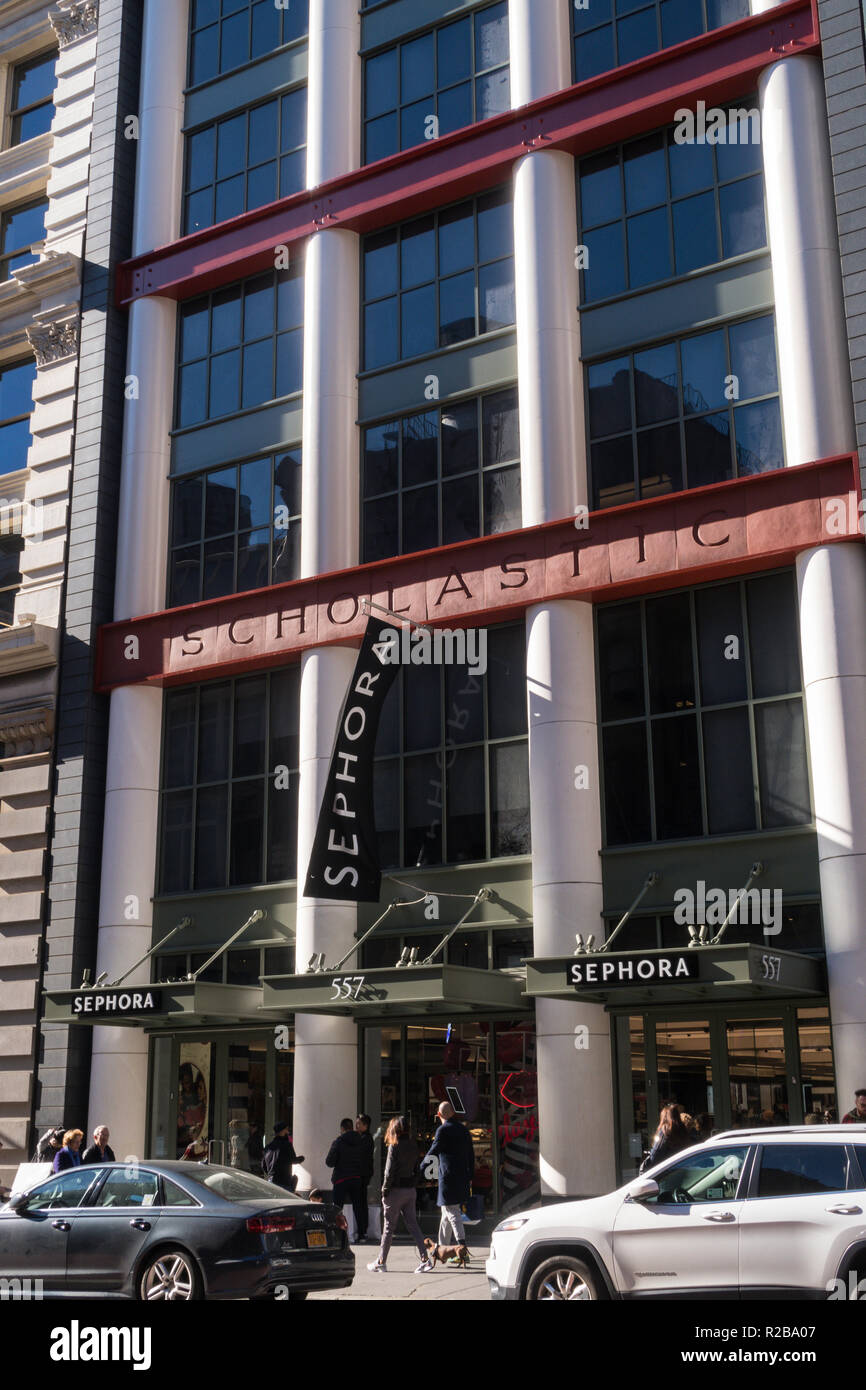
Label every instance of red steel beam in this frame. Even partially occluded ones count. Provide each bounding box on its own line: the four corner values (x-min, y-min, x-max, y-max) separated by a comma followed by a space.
117, 0, 817, 306
95, 456, 861, 693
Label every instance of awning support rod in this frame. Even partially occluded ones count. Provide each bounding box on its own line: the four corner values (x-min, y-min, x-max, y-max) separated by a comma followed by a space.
600, 873, 660, 954
708, 862, 764, 946
106, 916, 193, 989
324, 899, 412, 974
190, 908, 266, 980
420, 889, 491, 966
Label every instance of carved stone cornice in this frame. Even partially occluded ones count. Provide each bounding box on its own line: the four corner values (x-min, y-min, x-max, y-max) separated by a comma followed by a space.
50, 1, 99, 47
0, 704, 54, 756
25, 316, 80, 366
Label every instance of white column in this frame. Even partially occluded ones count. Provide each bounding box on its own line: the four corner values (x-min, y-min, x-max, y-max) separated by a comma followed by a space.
292, 0, 361, 1190
510, 0, 615, 1198
757, 39, 866, 1108
88, 0, 188, 1154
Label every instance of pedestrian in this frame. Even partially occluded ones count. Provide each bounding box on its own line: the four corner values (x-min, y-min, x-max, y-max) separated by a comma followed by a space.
640, 1103, 694, 1172
842, 1088, 866, 1124
422, 1101, 475, 1249
326, 1117, 367, 1240
34, 1127, 64, 1163
355, 1113, 374, 1242
367, 1115, 432, 1275
53, 1129, 84, 1172
81, 1125, 116, 1164
262, 1121, 304, 1190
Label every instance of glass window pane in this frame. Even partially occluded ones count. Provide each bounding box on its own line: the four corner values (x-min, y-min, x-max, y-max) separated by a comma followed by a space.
758, 1144, 848, 1197
365, 49, 397, 121
276, 271, 303, 329
13, 104, 53, 144
400, 98, 432, 151
439, 270, 475, 346
172, 475, 204, 547
12, 52, 56, 109
652, 715, 701, 839
482, 387, 519, 465
364, 422, 399, 494
438, 205, 475, 276
603, 723, 651, 845
214, 174, 244, 223
405, 753, 442, 866
661, 0, 703, 47
400, 217, 435, 289
366, 112, 399, 163
720, 175, 766, 258
634, 343, 679, 425
598, 603, 644, 721
185, 189, 212, 235
272, 519, 299, 584
364, 298, 397, 366
178, 360, 208, 427
583, 222, 626, 301
401, 32, 434, 101
475, 2, 509, 69
580, 151, 622, 228
364, 230, 398, 300
252, 0, 280, 54
230, 780, 264, 885
402, 484, 438, 553
190, 26, 219, 85
276, 328, 303, 396
475, 69, 510, 119
237, 527, 270, 591
248, 100, 277, 164
734, 398, 783, 476
673, 192, 718, 274
211, 288, 242, 351
755, 699, 811, 827
575, 25, 615, 82
403, 662, 440, 752
703, 705, 755, 833
592, 436, 635, 509
477, 191, 513, 263
243, 275, 275, 341
0, 360, 36, 419
696, 583, 747, 704
195, 784, 228, 889
198, 683, 232, 781
637, 423, 682, 498
716, 118, 762, 182
279, 149, 305, 197
180, 301, 209, 362
274, 448, 300, 518
668, 137, 714, 198
441, 400, 478, 475
439, 18, 471, 85
403, 411, 438, 486
187, 126, 216, 190
281, 87, 307, 150
681, 329, 728, 413
374, 760, 400, 870
685, 411, 732, 488
217, 113, 246, 178
627, 206, 672, 287
161, 791, 193, 892
618, 8, 658, 64
442, 474, 479, 545
364, 494, 399, 563
220, 10, 250, 70
164, 691, 197, 787
204, 466, 237, 537
2, 201, 47, 253
729, 315, 777, 399
646, 592, 694, 714
170, 545, 201, 606
270, 667, 299, 769
484, 465, 521, 533
624, 132, 666, 214
203, 536, 235, 598
241, 338, 273, 408
267, 769, 298, 882
588, 356, 632, 436
707, 0, 751, 27
487, 626, 526, 737
438, 82, 473, 137
478, 257, 514, 333
447, 746, 486, 862
747, 573, 800, 698
247, 158, 277, 212
445, 662, 484, 745
209, 349, 241, 416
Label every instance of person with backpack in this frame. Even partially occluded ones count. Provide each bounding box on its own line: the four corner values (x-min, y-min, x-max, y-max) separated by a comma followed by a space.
262, 1121, 304, 1190
367, 1116, 432, 1274
326, 1117, 367, 1239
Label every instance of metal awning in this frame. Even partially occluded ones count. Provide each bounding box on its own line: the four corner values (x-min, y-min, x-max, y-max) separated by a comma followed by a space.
524, 944, 826, 1007
259, 963, 526, 1017
43, 981, 264, 1028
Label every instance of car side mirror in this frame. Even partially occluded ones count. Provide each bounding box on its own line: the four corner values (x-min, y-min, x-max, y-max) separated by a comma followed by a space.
625, 1176, 659, 1203
8, 1191, 30, 1213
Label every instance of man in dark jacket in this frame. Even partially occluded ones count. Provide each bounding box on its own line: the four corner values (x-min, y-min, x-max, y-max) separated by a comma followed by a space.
82, 1125, 116, 1165
423, 1101, 475, 1246
326, 1118, 367, 1241
262, 1122, 304, 1190
355, 1114, 374, 1243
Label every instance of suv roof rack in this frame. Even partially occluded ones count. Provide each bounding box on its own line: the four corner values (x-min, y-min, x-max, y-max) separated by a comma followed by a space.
710, 1124, 866, 1140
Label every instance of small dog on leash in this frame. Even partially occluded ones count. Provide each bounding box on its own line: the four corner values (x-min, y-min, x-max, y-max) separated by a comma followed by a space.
424, 1238, 470, 1268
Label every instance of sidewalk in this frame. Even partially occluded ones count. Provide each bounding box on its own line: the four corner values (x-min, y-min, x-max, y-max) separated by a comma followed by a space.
309, 1240, 492, 1300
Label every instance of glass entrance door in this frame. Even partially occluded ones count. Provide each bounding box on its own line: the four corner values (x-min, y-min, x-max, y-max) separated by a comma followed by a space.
726, 1017, 788, 1128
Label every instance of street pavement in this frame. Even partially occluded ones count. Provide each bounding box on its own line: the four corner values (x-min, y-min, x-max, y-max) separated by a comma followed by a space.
309, 1238, 492, 1300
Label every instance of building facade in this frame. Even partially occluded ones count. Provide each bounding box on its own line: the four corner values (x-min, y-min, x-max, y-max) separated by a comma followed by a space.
42, 0, 866, 1215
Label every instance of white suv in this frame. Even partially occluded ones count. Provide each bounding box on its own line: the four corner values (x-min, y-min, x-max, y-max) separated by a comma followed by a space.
486, 1126, 866, 1301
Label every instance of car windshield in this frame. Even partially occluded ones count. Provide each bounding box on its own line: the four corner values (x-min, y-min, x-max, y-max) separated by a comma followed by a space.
185, 1168, 303, 1203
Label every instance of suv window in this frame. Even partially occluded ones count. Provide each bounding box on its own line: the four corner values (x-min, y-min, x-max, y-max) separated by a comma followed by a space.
93, 1170, 160, 1208
756, 1144, 849, 1197
855, 1148, 866, 1189
27, 1169, 97, 1210
648, 1147, 748, 1205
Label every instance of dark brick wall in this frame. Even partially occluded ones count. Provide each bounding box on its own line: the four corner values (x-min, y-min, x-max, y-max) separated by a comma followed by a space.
35, 0, 143, 1133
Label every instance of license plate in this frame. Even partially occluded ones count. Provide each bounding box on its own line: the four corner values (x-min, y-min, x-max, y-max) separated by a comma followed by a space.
306, 1230, 327, 1248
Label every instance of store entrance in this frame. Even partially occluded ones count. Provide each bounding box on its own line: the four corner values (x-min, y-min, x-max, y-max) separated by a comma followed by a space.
613, 1002, 836, 1182
360, 1016, 540, 1220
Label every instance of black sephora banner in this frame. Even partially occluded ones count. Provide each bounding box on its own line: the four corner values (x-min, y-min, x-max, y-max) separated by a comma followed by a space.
304, 617, 400, 902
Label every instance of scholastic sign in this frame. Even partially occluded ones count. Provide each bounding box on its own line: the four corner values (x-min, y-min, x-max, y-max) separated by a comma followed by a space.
72, 989, 162, 1016
570, 954, 699, 988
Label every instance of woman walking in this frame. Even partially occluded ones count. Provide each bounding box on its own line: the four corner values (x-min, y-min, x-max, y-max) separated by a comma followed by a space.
367, 1116, 433, 1274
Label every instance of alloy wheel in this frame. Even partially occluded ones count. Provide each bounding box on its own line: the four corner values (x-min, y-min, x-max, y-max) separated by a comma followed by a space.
141, 1252, 196, 1301
537, 1268, 592, 1301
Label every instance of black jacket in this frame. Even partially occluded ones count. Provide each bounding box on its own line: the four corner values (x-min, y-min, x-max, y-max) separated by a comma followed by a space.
81, 1143, 116, 1165
424, 1118, 475, 1205
357, 1130, 374, 1182
325, 1129, 366, 1184
262, 1134, 299, 1188
382, 1136, 420, 1194
641, 1129, 693, 1171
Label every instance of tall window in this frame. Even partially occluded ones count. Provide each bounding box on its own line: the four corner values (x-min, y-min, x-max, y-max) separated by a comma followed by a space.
596, 573, 811, 846
374, 623, 530, 870
169, 449, 301, 606
184, 89, 307, 234
8, 51, 56, 144
362, 191, 514, 370
573, 0, 750, 83
362, 388, 520, 562
188, 0, 309, 86
587, 314, 783, 509
577, 116, 766, 303
159, 669, 300, 893
0, 199, 48, 281
176, 266, 303, 428
0, 533, 23, 626
364, 2, 510, 163
0, 359, 36, 473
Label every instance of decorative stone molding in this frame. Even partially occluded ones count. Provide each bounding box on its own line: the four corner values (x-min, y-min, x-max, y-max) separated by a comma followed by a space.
0, 704, 54, 757
0, 622, 59, 677
50, 0, 98, 46
25, 316, 80, 366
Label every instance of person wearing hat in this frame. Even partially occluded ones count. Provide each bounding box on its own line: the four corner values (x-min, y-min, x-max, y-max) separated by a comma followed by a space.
262, 1121, 304, 1191
842, 1089, 866, 1124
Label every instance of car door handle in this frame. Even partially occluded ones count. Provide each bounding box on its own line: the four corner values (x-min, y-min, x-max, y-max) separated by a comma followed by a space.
826, 1204, 863, 1216
130, 1219, 151, 1231
701, 1211, 736, 1222
51, 1219, 71, 1232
